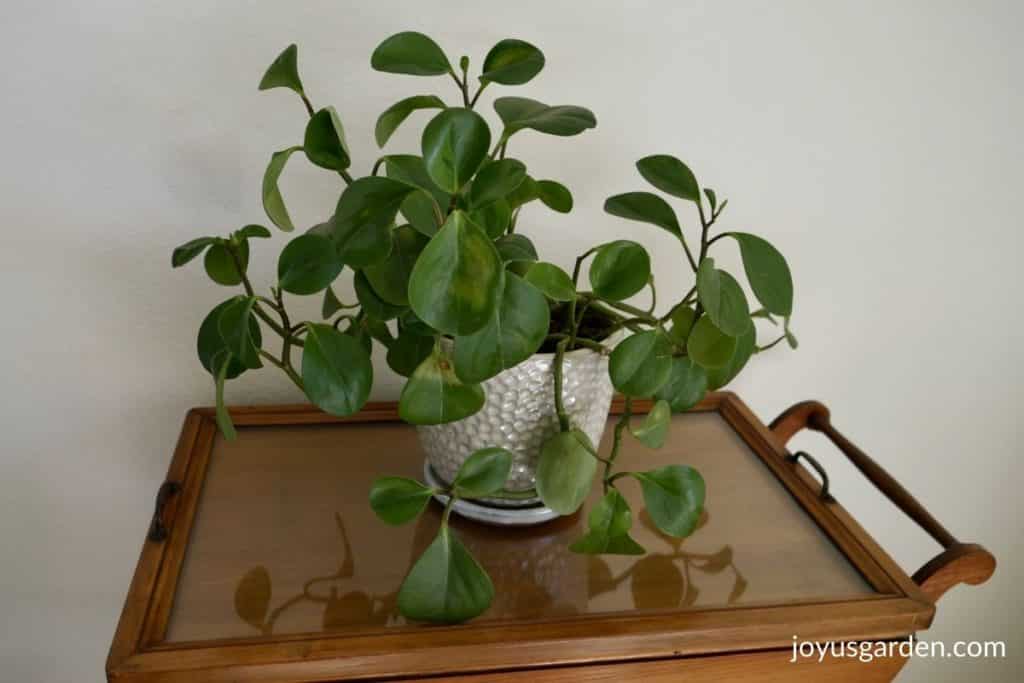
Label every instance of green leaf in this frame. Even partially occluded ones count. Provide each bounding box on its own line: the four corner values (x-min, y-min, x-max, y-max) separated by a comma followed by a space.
480, 39, 545, 85
203, 240, 249, 286
535, 180, 572, 213
421, 108, 492, 193
686, 315, 737, 369
468, 159, 526, 208
666, 305, 697, 345
217, 296, 262, 370
785, 319, 799, 350
384, 154, 448, 202
569, 489, 645, 555
277, 234, 343, 295
328, 176, 414, 268
494, 97, 597, 137
397, 526, 494, 624
589, 240, 651, 301
453, 272, 550, 383
453, 447, 513, 498
696, 258, 751, 337
704, 188, 718, 212
603, 191, 681, 238
197, 300, 255, 379
505, 175, 539, 209
364, 225, 428, 306
401, 192, 443, 237
634, 465, 705, 537
398, 349, 485, 425
369, 477, 433, 525
631, 400, 671, 448
408, 211, 503, 336
258, 44, 304, 94
303, 107, 351, 171
636, 155, 700, 202
706, 323, 755, 390
375, 95, 446, 147
609, 330, 674, 397
729, 233, 793, 317
371, 32, 452, 76
386, 328, 434, 377
354, 270, 404, 321
494, 233, 538, 263
468, 199, 511, 239
262, 146, 302, 232
236, 224, 272, 240
322, 286, 344, 318
172, 237, 216, 267
214, 354, 237, 440
523, 262, 575, 302
655, 357, 708, 411
301, 323, 373, 417
535, 430, 599, 515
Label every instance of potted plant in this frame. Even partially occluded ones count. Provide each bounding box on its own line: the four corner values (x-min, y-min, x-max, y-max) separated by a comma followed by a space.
172, 32, 797, 624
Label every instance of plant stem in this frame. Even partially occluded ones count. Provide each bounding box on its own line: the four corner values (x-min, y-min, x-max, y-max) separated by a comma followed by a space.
646, 278, 657, 314
469, 81, 487, 108
449, 71, 470, 107
757, 334, 786, 353
584, 295, 658, 324
553, 338, 570, 432
259, 350, 304, 391
678, 235, 698, 272
441, 492, 457, 526
299, 92, 315, 118
545, 334, 609, 354
603, 397, 632, 492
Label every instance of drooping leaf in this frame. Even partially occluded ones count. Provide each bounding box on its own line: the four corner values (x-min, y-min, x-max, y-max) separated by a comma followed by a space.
636, 155, 700, 203
535, 179, 572, 213
686, 315, 737, 370
494, 97, 597, 137
589, 240, 651, 301
369, 477, 433, 525
603, 192, 681, 238
494, 233, 538, 263
729, 233, 793, 317
386, 328, 434, 377
785, 322, 799, 350
262, 146, 302, 232
408, 211, 503, 336
468, 199, 511, 239
706, 324, 755, 390
634, 465, 706, 537
375, 95, 446, 147
258, 44, 304, 94
609, 330, 674, 397
322, 286, 345, 319
453, 447, 513, 498
301, 323, 373, 416
397, 526, 494, 624
203, 240, 249, 286
398, 349, 485, 425
630, 400, 671, 448
328, 176, 413, 268
523, 262, 575, 302
666, 305, 697, 345
213, 353, 237, 440
453, 272, 549, 383
480, 39, 545, 85
197, 299, 255, 379
172, 237, 216, 268
468, 159, 526, 208
304, 107, 351, 171
353, 270, 404, 321
569, 489, 645, 555
277, 233, 342, 295
535, 430, 599, 515
371, 32, 452, 76
696, 258, 751, 337
364, 225, 428, 306
421, 108, 492, 193
235, 224, 272, 240
655, 357, 708, 411
217, 296, 263, 370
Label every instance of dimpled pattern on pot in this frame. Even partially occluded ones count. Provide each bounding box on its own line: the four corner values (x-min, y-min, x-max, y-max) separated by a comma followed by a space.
417, 347, 614, 491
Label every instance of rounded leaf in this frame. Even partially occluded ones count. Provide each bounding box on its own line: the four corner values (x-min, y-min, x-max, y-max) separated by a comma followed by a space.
636, 155, 700, 203
536, 180, 572, 213
204, 240, 249, 286
277, 234, 342, 295
589, 240, 651, 301
481, 39, 545, 85
371, 32, 452, 76
369, 477, 433, 525
328, 177, 413, 268
408, 211, 503, 336
421, 108, 492, 193
630, 400, 671, 448
468, 159, 526, 208
604, 191, 681, 238
386, 329, 434, 378
523, 262, 575, 302
536, 431, 599, 515
304, 107, 351, 171
569, 489, 645, 555
354, 270, 404, 321
301, 324, 373, 417
398, 350, 485, 425
696, 258, 751, 337
364, 225, 429, 306
666, 305, 697, 345
635, 465, 706, 537
197, 299, 255, 379
217, 296, 262, 370
686, 316, 737, 369
494, 97, 597, 137
453, 447, 513, 498
706, 324, 755, 390
729, 232, 793, 317
494, 233, 538, 263
375, 95, 446, 147
655, 357, 708, 412
172, 237, 216, 268
609, 330, 674, 397
397, 526, 494, 624
468, 199, 511, 239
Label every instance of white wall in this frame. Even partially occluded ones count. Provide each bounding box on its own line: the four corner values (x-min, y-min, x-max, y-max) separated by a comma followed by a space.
1, 0, 1020, 679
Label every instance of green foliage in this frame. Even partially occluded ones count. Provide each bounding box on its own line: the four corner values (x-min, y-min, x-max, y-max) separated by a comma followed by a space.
603, 192, 681, 239
655, 357, 708, 411
304, 107, 351, 171
371, 32, 452, 76
686, 315, 737, 369
468, 159, 526, 208
481, 39, 545, 85
569, 489, 645, 555
494, 97, 597, 137
369, 477, 433, 525
696, 257, 750, 337
203, 240, 249, 286
609, 330, 673, 397
364, 225, 428, 306
259, 44, 304, 94
375, 95, 445, 147
453, 447, 513, 498
636, 154, 701, 202
729, 232, 794, 317
301, 324, 373, 416
277, 234, 342, 295
631, 400, 671, 448
523, 262, 575, 301
536, 430, 598, 515
397, 526, 494, 623
217, 296, 263, 369
398, 348, 485, 424
589, 240, 651, 301
634, 465, 706, 537
421, 108, 491, 193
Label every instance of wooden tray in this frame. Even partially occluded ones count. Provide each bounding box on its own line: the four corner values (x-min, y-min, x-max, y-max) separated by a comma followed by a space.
107, 393, 994, 682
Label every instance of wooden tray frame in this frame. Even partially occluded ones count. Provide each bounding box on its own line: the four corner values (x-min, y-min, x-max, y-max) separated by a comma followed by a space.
107, 392, 938, 682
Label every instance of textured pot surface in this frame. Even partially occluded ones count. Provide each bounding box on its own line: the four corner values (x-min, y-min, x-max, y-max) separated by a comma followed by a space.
417, 347, 614, 491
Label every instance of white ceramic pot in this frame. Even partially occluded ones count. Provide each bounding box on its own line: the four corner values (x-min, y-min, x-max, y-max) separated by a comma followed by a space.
416, 346, 614, 492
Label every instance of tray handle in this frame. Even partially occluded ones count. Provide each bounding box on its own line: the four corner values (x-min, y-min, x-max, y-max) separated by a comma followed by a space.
770, 400, 995, 603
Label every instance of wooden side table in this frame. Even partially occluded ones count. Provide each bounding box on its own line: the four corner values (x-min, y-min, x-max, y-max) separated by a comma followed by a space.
107, 393, 994, 681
